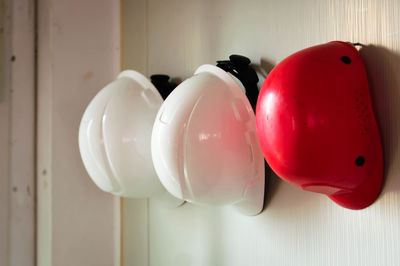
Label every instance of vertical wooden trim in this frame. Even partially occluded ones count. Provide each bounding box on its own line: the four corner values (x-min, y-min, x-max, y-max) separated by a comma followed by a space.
113, 196, 122, 266
119, 1, 124, 266
120, 198, 124, 266
145, 0, 149, 76
0, 0, 11, 265
33, 0, 38, 265
121, 1, 150, 265
8, 0, 36, 265
36, 0, 52, 264
120, 0, 124, 71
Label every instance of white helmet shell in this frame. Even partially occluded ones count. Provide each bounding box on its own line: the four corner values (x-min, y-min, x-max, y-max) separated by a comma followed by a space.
151, 65, 265, 215
79, 70, 183, 206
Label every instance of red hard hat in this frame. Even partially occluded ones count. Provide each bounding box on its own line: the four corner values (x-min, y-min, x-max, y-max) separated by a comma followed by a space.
256, 41, 383, 210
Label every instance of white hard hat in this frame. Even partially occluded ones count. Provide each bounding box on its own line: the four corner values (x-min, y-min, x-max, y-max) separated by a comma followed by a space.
151, 64, 265, 215
79, 70, 183, 206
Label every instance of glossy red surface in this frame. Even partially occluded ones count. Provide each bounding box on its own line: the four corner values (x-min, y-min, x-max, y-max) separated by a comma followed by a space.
256, 41, 383, 210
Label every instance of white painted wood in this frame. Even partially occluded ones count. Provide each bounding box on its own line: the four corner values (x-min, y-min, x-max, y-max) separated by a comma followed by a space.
8, 0, 35, 266
36, 1, 52, 264
122, 199, 149, 266
0, 0, 6, 102
123, 0, 400, 265
121, 1, 150, 265
37, 0, 121, 265
0, 0, 35, 265
122, 0, 148, 75
0, 1, 11, 265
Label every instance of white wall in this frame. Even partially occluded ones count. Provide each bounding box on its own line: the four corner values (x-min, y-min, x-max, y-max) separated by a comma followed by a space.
0, 0, 10, 264
37, 0, 121, 265
123, 0, 400, 265
1, 0, 35, 265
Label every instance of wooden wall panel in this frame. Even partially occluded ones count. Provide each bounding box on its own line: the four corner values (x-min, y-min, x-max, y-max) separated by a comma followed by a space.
1, 0, 35, 265
0, 0, 10, 264
37, 0, 121, 265
122, 1, 150, 266
8, 0, 35, 265
123, 0, 400, 265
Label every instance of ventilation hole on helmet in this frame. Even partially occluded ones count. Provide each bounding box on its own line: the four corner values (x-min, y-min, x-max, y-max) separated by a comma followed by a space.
341, 56, 352, 64
355, 156, 365, 167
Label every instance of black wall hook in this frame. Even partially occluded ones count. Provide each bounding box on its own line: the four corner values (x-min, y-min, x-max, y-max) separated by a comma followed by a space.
216, 55, 259, 110
150, 74, 178, 100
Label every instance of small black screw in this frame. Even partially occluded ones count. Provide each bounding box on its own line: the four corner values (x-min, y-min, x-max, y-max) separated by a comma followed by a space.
341, 56, 351, 64
355, 156, 365, 167
10, 55, 16, 62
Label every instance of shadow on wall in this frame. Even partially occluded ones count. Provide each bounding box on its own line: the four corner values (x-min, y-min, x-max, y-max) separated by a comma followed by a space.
251, 58, 276, 80
251, 58, 280, 212
359, 45, 400, 194
253, 57, 318, 213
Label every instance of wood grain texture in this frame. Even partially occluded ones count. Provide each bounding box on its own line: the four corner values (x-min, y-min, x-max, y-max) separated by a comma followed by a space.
123, 0, 400, 265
